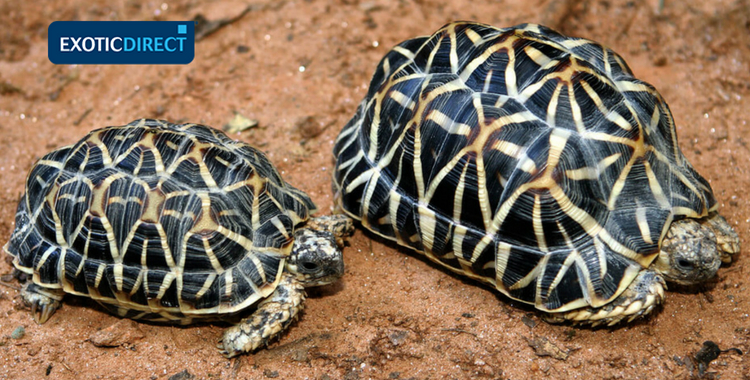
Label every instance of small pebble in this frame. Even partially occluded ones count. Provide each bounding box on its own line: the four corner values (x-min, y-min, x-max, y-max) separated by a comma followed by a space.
11, 326, 25, 340
168, 369, 195, 380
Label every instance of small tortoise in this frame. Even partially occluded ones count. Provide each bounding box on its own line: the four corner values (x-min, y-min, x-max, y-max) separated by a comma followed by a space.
333, 22, 740, 324
5, 119, 353, 357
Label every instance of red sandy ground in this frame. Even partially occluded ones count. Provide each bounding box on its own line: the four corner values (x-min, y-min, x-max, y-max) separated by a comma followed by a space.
0, 1, 748, 379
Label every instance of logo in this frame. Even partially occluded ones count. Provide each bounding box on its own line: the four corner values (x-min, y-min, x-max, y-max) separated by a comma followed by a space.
48, 21, 195, 64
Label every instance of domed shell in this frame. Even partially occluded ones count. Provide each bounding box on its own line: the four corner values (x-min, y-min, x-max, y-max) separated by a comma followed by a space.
333, 22, 716, 313
6, 119, 315, 321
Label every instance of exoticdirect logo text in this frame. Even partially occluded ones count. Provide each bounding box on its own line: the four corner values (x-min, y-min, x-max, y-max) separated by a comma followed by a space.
49, 21, 195, 64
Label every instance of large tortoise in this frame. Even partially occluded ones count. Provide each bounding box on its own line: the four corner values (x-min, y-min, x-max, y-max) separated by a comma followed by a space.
333, 22, 740, 324
5, 119, 353, 357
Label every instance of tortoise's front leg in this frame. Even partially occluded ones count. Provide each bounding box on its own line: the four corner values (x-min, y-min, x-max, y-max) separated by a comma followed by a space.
704, 214, 741, 264
545, 270, 666, 326
218, 274, 306, 358
306, 215, 354, 247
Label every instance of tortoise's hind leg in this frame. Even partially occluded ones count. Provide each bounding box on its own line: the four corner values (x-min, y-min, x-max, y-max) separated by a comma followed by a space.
21, 283, 65, 324
218, 274, 306, 358
545, 270, 666, 326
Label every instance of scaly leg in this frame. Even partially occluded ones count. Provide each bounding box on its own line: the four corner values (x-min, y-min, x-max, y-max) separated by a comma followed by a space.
21, 282, 65, 324
306, 215, 354, 247
704, 214, 741, 264
545, 270, 666, 326
218, 274, 306, 358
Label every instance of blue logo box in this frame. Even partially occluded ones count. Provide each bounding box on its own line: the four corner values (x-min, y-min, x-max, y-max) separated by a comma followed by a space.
48, 21, 195, 64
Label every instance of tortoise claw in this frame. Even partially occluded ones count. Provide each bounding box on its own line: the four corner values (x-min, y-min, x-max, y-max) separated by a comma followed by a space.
21, 283, 63, 324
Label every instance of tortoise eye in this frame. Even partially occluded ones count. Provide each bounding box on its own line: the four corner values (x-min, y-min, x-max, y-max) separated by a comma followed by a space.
301, 261, 319, 271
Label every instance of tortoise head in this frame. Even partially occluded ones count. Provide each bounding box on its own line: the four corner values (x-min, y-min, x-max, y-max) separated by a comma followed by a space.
286, 227, 344, 287
652, 214, 739, 285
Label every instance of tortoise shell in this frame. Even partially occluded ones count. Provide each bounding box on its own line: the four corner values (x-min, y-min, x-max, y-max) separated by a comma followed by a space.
333, 22, 716, 313
6, 119, 315, 322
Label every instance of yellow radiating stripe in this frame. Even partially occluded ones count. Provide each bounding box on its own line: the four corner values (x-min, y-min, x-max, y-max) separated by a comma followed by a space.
413, 119, 425, 201
223, 269, 233, 300
518, 155, 537, 173
112, 138, 143, 168
94, 263, 106, 288
90, 131, 114, 166
426, 110, 472, 135
147, 141, 166, 174
606, 111, 634, 131
392, 46, 416, 60
425, 36, 440, 73
524, 44, 554, 67
607, 161, 633, 210
492, 139, 523, 158
537, 223, 581, 306
448, 24, 459, 73
601, 48, 612, 76
250, 254, 267, 285
545, 83, 564, 129
453, 162, 468, 225
250, 180, 263, 231
579, 80, 633, 132
417, 205, 437, 255
452, 224, 468, 262
592, 238, 608, 282
389, 90, 416, 111
673, 206, 704, 218
213, 154, 232, 168
482, 69, 494, 93
548, 185, 602, 237
505, 47, 518, 97
614, 80, 653, 93
129, 268, 143, 296
195, 273, 217, 299
642, 160, 670, 209
154, 223, 175, 268
114, 263, 124, 291
34, 245, 58, 272
563, 221, 599, 306
164, 141, 219, 189
597, 153, 622, 172
140, 238, 149, 266
336, 149, 364, 172
221, 178, 256, 192
459, 36, 513, 83
568, 82, 586, 134
494, 241, 512, 286
156, 272, 175, 299
271, 216, 291, 241
510, 252, 548, 291
464, 27, 483, 45
564, 166, 598, 180
634, 204, 653, 245
35, 159, 65, 169
596, 228, 642, 263
532, 194, 547, 252
382, 57, 391, 78
77, 145, 91, 172
165, 140, 179, 150
202, 236, 225, 273
56, 193, 88, 203
215, 225, 255, 250
344, 167, 376, 195
389, 190, 403, 244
